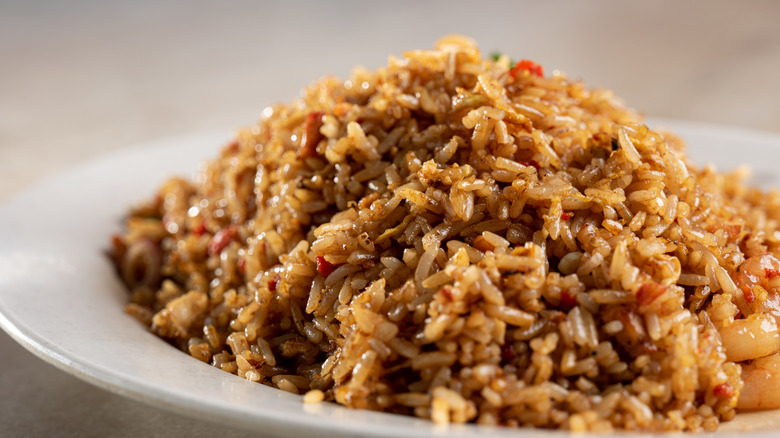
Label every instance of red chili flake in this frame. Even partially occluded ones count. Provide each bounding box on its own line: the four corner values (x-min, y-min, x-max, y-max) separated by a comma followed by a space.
519, 160, 539, 169
268, 275, 281, 292
237, 258, 246, 274
560, 212, 572, 221
766, 268, 780, 279
192, 221, 207, 237
560, 289, 578, 310
713, 383, 734, 398
208, 226, 238, 256
316, 256, 337, 278
637, 283, 667, 306
501, 343, 517, 362
509, 59, 544, 79
440, 286, 454, 301
742, 284, 756, 303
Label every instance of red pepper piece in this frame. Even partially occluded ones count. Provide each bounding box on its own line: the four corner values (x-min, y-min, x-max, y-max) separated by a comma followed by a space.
561, 212, 572, 221
208, 226, 238, 256
519, 160, 539, 169
637, 283, 667, 306
510, 59, 544, 79
268, 274, 281, 292
316, 256, 337, 278
501, 342, 517, 362
237, 258, 246, 274
560, 289, 578, 310
713, 383, 734, 398
192, 221, 207, 237
766, 268, 780, 279
742, 284, 756, 303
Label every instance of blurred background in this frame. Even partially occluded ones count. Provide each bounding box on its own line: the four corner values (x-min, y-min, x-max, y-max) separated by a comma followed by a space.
1, 0, 779, 436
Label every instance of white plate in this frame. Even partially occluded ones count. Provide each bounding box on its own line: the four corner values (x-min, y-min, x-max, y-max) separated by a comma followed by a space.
0, 120, 779, 437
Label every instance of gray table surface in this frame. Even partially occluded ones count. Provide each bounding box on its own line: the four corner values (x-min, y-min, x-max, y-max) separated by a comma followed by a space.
3, 1, 780, 436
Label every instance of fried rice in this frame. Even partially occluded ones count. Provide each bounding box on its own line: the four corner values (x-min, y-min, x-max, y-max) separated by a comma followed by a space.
110, 35, 780, 432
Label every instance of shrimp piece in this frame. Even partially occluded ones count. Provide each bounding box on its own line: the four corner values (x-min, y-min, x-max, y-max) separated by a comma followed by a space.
729, 254, 780, 409
734, 254, 780, 322
737, 352, 780, 409
719, 314, 780, 362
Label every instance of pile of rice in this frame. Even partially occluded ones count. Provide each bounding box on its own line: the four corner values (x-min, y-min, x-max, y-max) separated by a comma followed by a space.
111, 35, 780, 432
